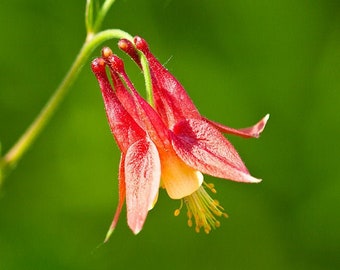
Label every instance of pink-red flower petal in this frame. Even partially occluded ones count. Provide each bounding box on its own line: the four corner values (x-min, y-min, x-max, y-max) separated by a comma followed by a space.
104, 153, 126, 242
204, 114, 270, 139
91, 58, 146, 152
101, 48, 140, 123
106, 53, 171, 149
124, 138, 161, 234
134, 36, 201, 127
171, 119, 261, 183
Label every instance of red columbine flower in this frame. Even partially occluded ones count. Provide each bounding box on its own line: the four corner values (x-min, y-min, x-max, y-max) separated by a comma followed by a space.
91, 55, 161, 238
118, 37, 269, 232
91, 38, 269, 238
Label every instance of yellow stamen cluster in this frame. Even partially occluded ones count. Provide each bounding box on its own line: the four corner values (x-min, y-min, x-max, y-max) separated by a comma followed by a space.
174, 182, 228, 234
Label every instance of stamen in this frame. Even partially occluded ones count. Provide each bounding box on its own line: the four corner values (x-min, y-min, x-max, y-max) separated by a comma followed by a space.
179, 182, 228, 234
204, 182, 217, 194
173, 199, 183, 217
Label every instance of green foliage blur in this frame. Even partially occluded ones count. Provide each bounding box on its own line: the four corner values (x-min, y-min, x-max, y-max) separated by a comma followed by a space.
0, 0, 339, 269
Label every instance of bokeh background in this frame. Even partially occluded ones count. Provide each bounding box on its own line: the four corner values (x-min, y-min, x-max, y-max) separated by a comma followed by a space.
1, 0, 339, 269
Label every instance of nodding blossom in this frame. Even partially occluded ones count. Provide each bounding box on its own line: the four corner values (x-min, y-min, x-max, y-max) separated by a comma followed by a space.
91, 37, 269, 239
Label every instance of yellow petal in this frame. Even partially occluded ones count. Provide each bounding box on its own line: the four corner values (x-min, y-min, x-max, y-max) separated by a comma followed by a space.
161, 151, 203, 199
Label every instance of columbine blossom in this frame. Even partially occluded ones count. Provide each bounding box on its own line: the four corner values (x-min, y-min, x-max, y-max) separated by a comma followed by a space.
92, 56, 160, 238
119, 37, 269, 230
91, 38, 269, 238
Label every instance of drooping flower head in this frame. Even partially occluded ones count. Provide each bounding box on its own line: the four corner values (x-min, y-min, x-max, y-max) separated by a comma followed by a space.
91, 55, 161, 236
91, 37, 269, 239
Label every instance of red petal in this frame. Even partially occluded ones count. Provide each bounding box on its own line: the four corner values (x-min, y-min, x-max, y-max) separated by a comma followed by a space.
171, 119, 261, 183
118, 38, 142, 68
125, 138, 161, 234
102, 52, 141, 123
204, 114, 270, 138
91, 58, 146, 153
134, 36, 200, 127
106, 54, 171, 148
104, 154, 126, 242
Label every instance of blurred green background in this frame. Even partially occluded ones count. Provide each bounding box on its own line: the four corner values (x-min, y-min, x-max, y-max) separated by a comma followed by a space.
1, 0, 339, 269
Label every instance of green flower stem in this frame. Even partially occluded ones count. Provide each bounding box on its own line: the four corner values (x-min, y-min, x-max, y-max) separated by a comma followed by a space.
86, 0, 117, 37
85, 0, 94, 34
140, 54, 154, 106
92, 0, 117, 34
0, 29, 133, 184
